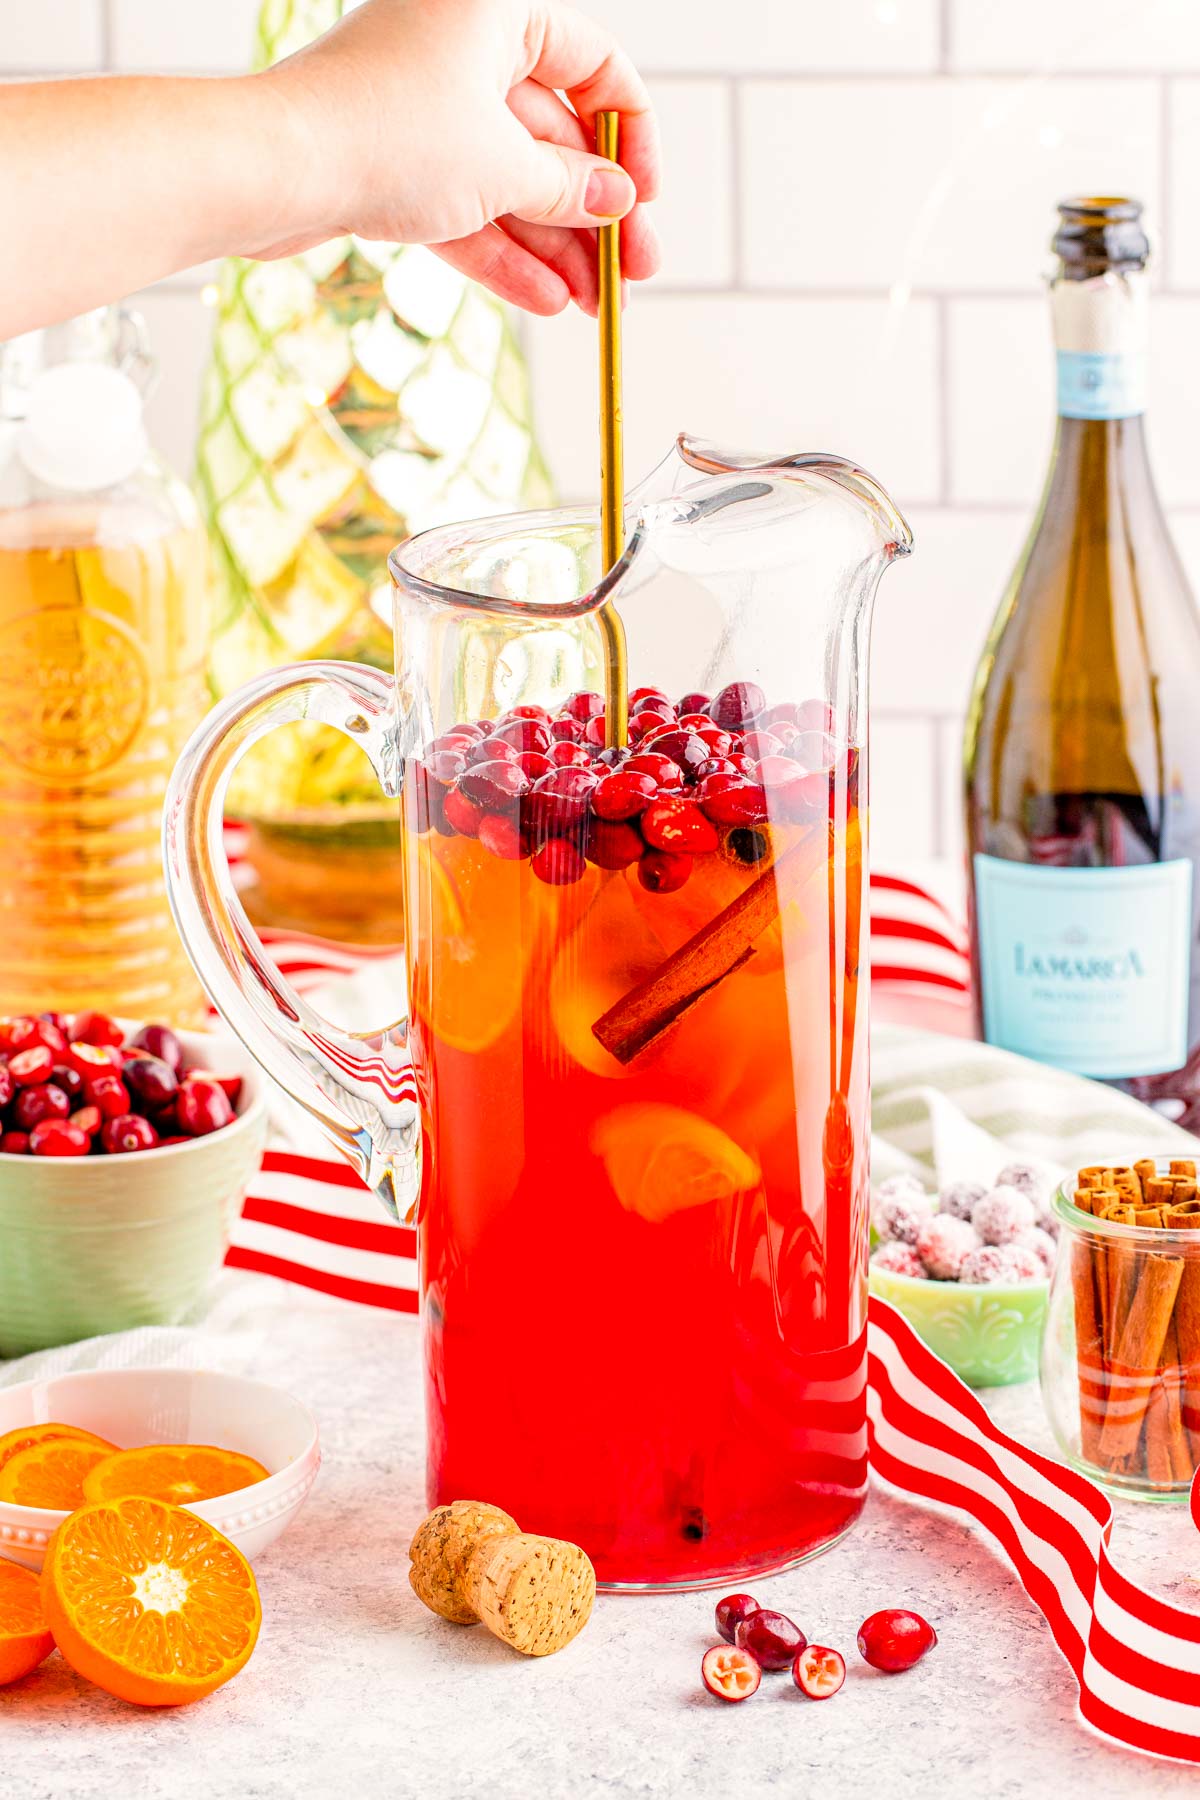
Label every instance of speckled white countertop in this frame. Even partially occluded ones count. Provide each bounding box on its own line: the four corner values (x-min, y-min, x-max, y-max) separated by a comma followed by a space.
3, 1272, 1197, 1800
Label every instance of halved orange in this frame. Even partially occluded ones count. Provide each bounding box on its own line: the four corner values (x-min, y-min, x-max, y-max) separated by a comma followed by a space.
0, 1422, 116, 1477
41, 1496, 261, 1707
0, 1438, 116, 1509
0, 1560, 54, 1685
82, 1444, 269, 1507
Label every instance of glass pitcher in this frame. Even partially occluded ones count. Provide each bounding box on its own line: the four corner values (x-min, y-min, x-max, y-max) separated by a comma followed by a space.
165, 436, 912, 1588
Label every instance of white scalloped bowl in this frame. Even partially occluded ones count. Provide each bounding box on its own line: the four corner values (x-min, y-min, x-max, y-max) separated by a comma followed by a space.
0, 1367, 320, 1571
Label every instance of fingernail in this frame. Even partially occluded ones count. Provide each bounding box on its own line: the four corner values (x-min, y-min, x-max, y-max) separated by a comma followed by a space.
585, 167, 632, 220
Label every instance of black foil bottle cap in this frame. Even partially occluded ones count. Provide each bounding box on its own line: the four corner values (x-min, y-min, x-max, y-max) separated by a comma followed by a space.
1053, 197, 1150, 279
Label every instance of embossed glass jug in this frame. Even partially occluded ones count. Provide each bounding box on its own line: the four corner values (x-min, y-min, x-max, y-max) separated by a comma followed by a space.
166, 436, 912, 1588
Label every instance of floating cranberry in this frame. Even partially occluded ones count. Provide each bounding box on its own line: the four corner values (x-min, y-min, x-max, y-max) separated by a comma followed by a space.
629, 710, 671, 742
0, 1065, 11, 1109
28, 1119, 90, 1157
641, 798, 719, 854
694, 757, 737, 781
531, 838, 587, 886
84, 1073, 132, 1120
443, 787, 484, 838
0, 1130, 29, 1155
586, 819, 644, 869
709, 681, 765, 732
464, 738, 517, 769
426, 748, 467, 785
648, 730, 711, 777
478, 813, 525, 861
856, 1609, 937, 1673
715, 1593, 761, 1645
695, 726, 734, 758
428, 729, 477, 757
677, 711, 711, 731
741, 730, 783, 761
459, 761, 530, 811
549, 742, 591, 768
678, 691, 711, 715
701, 1646, 761, 1704
69, 1105, 102, 1139
176, 1077, 234, 1137
592, 770, 657, 821
563, 690, 605, 721
501, 704, 551, 725
794, 697, 837, 735
734, 1610, 807, 1671
524, 767, 598, 839
124, 1055, 179, 1113
757, 701, 802, 731
69, 1010, 125, 1048
638, 850, 691, 893
593, 745, 630, 769
488, 718, 552, 755
696, 775, 768, 825
583, 715, 608, 748
101, 1113, 160, 1155
793, 1644, 846, 1700
756, 755, 804, 789
516, 751, 555, 782
550, 716, 584, 743
129, 1023, 183, 1074
779, 771, 830, 823
13, 1083, 70, 1131
9, 1046, 53, 1087
786, 730, 837, 772
629, 685, 671, 712
623, 753, 682, 789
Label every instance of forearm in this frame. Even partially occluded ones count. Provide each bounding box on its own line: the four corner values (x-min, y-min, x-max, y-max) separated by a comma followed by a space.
0, 73, 315, 338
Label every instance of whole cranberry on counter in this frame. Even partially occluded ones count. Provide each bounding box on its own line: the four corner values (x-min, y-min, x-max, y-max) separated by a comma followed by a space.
129, 1023, 183, 1074
856, 1609, 937, 1673
715, 1593, 760, 1646
733, 1609, 807, 1671
176, 1077, 234, 1138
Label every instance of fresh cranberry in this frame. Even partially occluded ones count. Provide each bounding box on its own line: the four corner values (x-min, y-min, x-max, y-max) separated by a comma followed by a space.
695, 726, 734, 757
31, 1019, 67, 1054
101, 1113, 160, 1154
39, 1011, 69, 1033
443, 786, 483, 837
701, 1646, 761, 1704
83, 1073, 131, 1120
549, 742, 591, 768
694, 757, 737, 780
13, 1083, 70, 1130
466, 736, 519, 767
756, 755, 804, 789
425, 750, 467, 788
623, 753, 682, 788
0, 1017, 39, 1054
531, 838, 587, 886
715, 1593, 761, 1645
646, 730, 710, 777
9, 1046, 53, 1087
586, 819, 644, 869
628, 686, 671, 712
69, 1010, 125, 1048
592, 770, 657, 821
176, 1077, 234, 1137
734, 1610, 807, 1671
696, 774, 768, 825
794, 698, 837, 735
0, 1065, 11, 1109
184, 1069, 242, 1108
0, 1130, 29, 1154
487, 718, 553, 755
69, 1105, 102, 1138
583, 715, 608, 748
641, 798, 719, 854
593, 746, 630, 769
49, 1063, 83, 1104
500, 704, 551, 725
793, 1644, 846, 1699
856, 1609, 937, 1673
129, 1023, 184, 1074
778, 771, 830, 823
524, 767, 598, 838
28, 1119, 90, 1157
709, 681, 766, 732
459, 760, 530, 809
638, 850, 691, 893
550, 717, 584, 743
123, 1055, 179, 1113
516, 751, 555, 782
677, 711, 712, 731
741, 730, 783, 761
563, 690, 605, 721
678, 691, 711, 714
629, 710, 670, 742
478, 813, 525, 860
428, 729, 478, 757
756, 701, 800, 731
786, 730, 837, 772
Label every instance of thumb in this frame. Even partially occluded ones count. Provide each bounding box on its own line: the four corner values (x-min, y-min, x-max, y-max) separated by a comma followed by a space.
504, 137, 636, 230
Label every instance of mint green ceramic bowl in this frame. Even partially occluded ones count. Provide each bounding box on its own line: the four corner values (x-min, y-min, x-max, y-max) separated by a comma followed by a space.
869, 1262, 1050, 1387
0, 1029, 266, 1358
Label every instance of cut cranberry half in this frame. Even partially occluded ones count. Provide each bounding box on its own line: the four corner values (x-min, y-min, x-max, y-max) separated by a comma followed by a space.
734, 1609, 807, 1671
856, 1609, 937, 1673
9, 1046, 53, 1087
793, 1644, 846, 1700
715, 1593, 760, 1646
701, 1645, 761, 1704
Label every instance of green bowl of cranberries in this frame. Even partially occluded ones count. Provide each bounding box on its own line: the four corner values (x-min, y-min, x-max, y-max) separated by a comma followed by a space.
0, 1012, 266, 1357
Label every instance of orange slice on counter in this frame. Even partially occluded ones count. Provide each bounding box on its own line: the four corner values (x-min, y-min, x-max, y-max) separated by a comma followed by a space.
590, 1102, 762, 1223
0, 1560, 55, 1686
82, 1444, 269, 1507
0, 1437, 116, 1510
40, 1496, 261, 1707
0, 1422, 116, 1477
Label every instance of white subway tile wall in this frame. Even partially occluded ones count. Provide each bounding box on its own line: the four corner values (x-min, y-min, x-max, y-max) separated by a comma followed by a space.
9, 0, 1200, 866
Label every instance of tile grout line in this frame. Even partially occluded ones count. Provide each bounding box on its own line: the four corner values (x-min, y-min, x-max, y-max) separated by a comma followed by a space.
929, 717, 946, 859
100, 0, 114, 69
728, 80, 745, 288
1161, 75, 1173, 288
939, 0, 952, 72
936, 293, 951, 505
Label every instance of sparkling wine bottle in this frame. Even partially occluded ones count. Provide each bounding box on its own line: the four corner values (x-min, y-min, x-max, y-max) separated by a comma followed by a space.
964, 197, 1200, 1124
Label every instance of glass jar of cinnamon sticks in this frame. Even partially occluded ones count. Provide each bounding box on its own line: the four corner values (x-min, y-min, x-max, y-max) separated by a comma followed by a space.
1042, 1158, 1200, 1498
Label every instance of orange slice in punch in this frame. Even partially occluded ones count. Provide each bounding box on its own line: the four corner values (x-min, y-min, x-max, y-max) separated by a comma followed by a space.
0, 1438, 116, 1509
0, 1561, 54, 1686
82, 1444, 269, 1507
41, 1497, 261, 1707
0, 1423, 116, 1477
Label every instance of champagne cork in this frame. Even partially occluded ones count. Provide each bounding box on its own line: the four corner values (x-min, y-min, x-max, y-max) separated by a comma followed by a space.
409, 1500, 596, 1657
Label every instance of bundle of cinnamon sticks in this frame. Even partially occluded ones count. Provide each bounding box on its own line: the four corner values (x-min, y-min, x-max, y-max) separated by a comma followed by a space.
1071, 1158, 1200, 1491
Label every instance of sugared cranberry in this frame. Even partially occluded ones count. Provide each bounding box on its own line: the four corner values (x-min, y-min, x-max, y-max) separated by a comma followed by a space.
715, 1593, 760, 1645
458, 760, 530, 809
592, 770, 657, 821
50, 1063, 83, 1104
623, 753, 682, 789
13, 1083, 70, 1131
478, 814, 525, 860
176, 1077, 234, 1137
0, 1130, 29, 1155
549, 741, 590, 768
83, 1073, 132, 1120
487, 718, 552, 755
123, 1055, 179, 1113
700, 1646, 761, 1704
28, 1119, 90, 1157
586, 819, 644, 869
734, 1610, 807, 1671
563, 690, 605, 721
696, 774, 768, 825
531, 838, 587, 886
69, 1105, 102, 1139
129, 1023, 183, 1074
793, 1644, 846, 1700
69, 1010, 125, 1048
9, 1046, 53, 1086
856, 1609, 937, 1673
638, 850, 691, 893
708, 681, 765, 732
641, 798, 719, 854
101, 1113, 160, 1155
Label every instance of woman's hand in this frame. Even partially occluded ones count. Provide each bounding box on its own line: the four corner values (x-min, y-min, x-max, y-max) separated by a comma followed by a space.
260, 0, 661, 315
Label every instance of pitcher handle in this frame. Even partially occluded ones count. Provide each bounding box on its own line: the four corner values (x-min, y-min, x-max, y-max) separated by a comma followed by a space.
163, 661, 420, 1221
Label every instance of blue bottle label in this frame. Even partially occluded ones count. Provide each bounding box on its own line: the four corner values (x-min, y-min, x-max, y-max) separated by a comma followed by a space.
1057, 350, 1146, 420
974, 855, 1193, 1078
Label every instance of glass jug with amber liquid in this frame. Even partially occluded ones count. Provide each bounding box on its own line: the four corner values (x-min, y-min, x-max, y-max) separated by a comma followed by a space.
0, 309, 210, 1022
